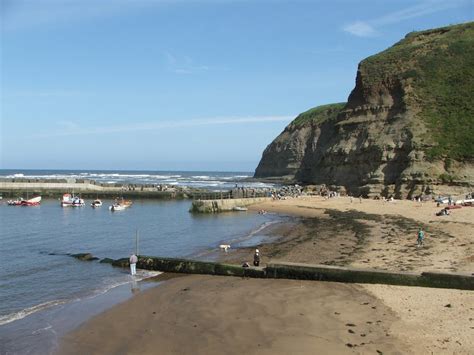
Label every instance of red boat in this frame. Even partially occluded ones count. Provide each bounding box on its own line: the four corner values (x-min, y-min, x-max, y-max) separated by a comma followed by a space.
8, 196, 41, 206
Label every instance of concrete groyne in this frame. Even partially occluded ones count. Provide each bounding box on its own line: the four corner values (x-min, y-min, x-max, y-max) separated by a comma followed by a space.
110, 256, 474, 290
190, 197, 271, 213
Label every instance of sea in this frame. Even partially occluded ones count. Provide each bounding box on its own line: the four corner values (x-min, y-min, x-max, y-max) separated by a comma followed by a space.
0, 170, 283, 355
0, 169, 273, 190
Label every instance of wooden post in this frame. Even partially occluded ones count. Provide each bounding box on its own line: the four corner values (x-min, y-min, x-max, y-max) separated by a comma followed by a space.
135, 229, 139, 256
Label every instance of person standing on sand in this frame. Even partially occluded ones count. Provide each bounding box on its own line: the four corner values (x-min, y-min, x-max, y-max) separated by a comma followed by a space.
130, 253, 138, 275
417, 228, 425, 248
253, 249, 260, 266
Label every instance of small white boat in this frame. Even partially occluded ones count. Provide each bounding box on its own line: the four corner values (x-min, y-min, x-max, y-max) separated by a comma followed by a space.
61, 193, 85, 207
91, 199, 102, 208
109, 204, 125, 211
233, 206, 248, 211
109, 198, 132, 212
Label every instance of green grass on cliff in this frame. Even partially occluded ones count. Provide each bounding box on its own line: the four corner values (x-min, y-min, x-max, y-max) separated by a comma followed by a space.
363, 22, 474, 161
292, 102, 346, 126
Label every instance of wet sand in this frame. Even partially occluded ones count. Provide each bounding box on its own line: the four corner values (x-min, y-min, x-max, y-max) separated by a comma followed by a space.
58, 196, 474, 354
232, 196, 474, 273
59, 275, 410, 355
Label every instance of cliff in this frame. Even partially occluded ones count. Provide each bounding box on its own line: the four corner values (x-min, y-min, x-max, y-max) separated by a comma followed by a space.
255, 22, 474, 198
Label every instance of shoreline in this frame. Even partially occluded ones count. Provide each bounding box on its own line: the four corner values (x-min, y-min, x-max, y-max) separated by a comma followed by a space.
56, 196, 473, 354
0, 272, 171, 355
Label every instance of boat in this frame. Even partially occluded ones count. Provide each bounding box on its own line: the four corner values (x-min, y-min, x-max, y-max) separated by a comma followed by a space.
109, 204, 125, 211
8, 196, 41, 206
61, 193, 85, 207
233, 206, 248, 211
22, 196, 41, 206
109, 198, 132, 211
91, 199, 102, 208
8, 198, 24, 206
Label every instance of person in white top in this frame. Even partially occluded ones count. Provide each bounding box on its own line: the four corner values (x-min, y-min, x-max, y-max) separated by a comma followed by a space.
129, 253, 138, 276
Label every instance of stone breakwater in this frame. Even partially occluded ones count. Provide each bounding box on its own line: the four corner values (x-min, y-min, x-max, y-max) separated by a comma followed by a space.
190, 197, 272, 213
107, 256, 474, 291
0, 178, 199, 199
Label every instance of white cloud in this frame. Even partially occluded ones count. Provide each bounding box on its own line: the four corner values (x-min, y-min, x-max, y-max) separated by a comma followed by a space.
56, 120, 80, 131
343, 21, 377, 37
343, 0, 467, 37
29, 115, 294, 138
373, 1, 462, 26
2, 0, 252, 31
164, 51, 213, 74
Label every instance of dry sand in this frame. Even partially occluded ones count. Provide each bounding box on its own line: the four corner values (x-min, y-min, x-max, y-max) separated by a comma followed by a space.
58, 196, 474, 354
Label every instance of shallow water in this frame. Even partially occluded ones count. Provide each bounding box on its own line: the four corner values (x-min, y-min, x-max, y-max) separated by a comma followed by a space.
0, 198, 280, 354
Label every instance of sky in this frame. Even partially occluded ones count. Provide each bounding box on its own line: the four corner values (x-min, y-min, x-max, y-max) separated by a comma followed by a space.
1, 0, 472, 172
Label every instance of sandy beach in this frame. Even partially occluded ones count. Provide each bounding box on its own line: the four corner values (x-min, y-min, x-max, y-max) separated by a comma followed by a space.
58, 196, 474, 354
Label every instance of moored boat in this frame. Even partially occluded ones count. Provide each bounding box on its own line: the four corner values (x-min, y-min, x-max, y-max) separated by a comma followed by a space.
91, 199, 102, 208
8, 196, 41, 206
8, 198, 23, 206
22, 196, 42, 206
61, 193, 85, 207
109, 198, 132, 211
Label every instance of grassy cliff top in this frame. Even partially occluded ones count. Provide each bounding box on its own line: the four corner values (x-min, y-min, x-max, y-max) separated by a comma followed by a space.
362, 22, 474, 161
291, 102, 346, 127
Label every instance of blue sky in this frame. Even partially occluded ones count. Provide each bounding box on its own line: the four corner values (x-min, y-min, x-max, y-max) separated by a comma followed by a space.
1, 0, 472, 171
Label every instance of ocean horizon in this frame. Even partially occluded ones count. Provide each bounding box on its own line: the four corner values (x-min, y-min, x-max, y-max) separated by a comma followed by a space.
0, 169, 275, 191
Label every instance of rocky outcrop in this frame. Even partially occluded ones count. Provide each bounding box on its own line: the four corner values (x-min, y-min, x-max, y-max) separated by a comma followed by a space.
255, 23, 474, 198
70, 253, 99, 261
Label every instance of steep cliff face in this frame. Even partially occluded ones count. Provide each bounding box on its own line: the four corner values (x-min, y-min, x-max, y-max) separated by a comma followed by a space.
254, 103, 345, 179
255, 22, 474, 197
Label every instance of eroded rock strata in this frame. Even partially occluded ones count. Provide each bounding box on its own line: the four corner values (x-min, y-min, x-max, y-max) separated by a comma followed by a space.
255, 23, 474, 198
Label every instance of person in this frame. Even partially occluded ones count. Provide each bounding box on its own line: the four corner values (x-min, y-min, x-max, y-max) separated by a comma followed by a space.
253, 249, 260, 267
417, 228, 425, 248
129, 253, 138, 276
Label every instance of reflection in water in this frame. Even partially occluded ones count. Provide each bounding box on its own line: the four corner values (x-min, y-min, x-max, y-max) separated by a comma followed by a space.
131, 279, 140, 294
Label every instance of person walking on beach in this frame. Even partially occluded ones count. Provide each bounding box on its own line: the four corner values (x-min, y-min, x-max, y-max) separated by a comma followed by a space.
253, 249, 260, 266
129, 253, 138, 276
417, 228, 425, 248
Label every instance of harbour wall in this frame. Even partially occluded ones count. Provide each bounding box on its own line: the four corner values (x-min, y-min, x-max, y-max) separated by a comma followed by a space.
190, 197, 271, 213
110, 256, 474, 291
0, 180, 192, 199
